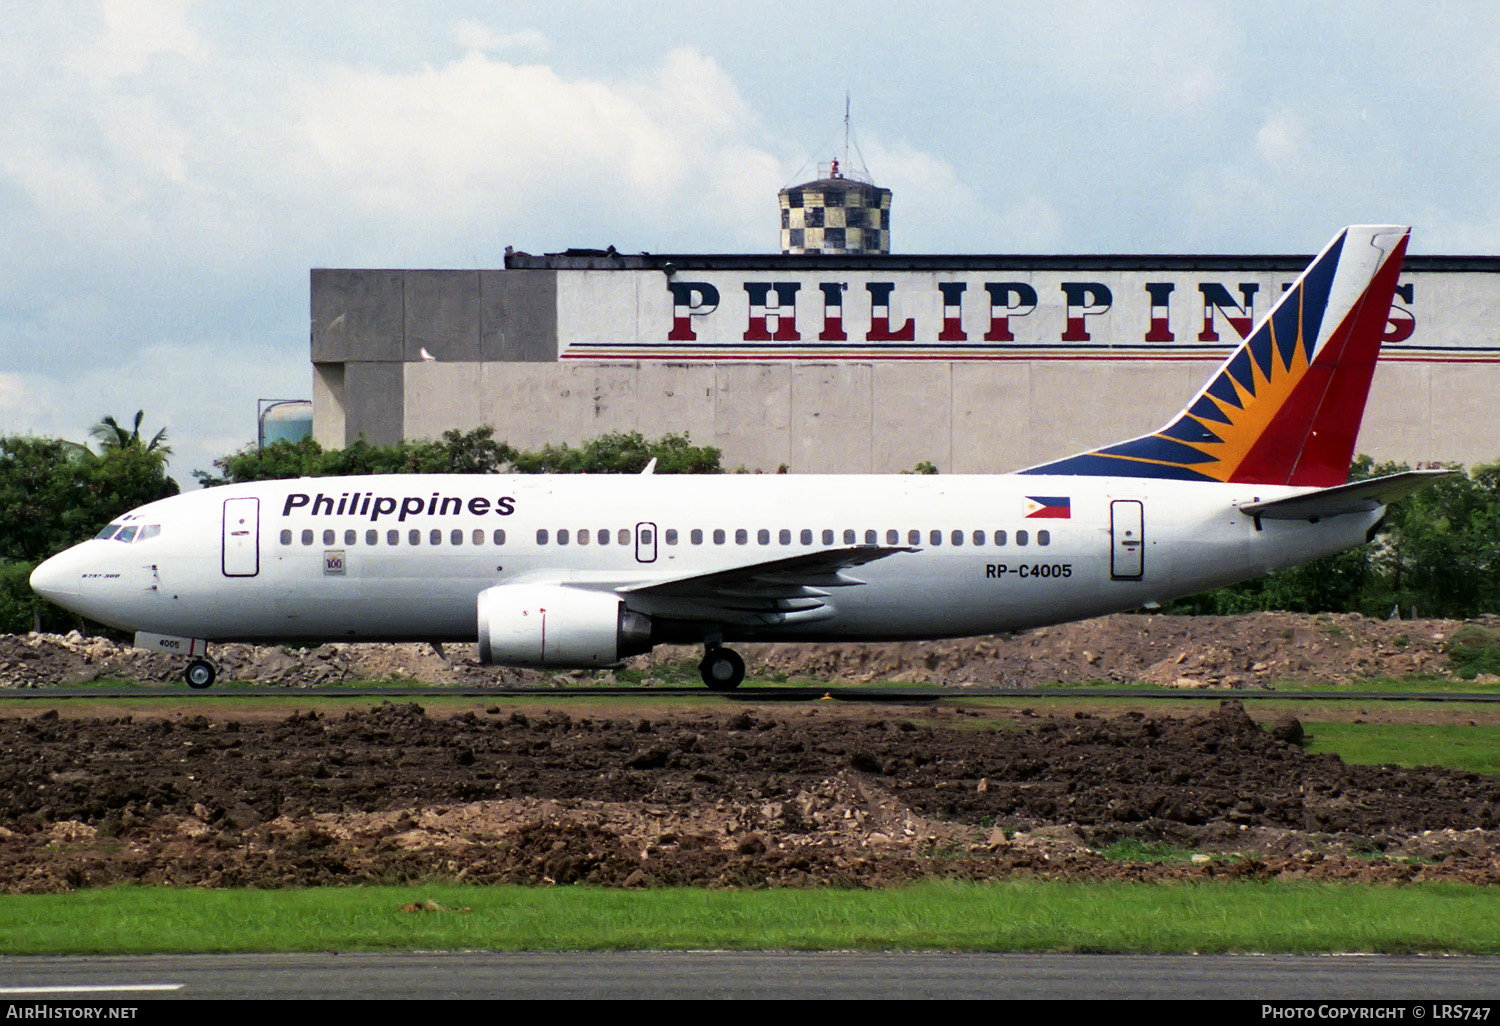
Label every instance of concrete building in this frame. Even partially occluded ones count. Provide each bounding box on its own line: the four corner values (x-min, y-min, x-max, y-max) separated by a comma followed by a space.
310, 249, 1500, 473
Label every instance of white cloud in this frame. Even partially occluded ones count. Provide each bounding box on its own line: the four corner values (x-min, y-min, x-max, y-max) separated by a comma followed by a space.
67, 0, 205, 82
1255, 113, 1307, 167
852, 138, 1031, 252
452, 20, 549, 55
290, 45, 791, 251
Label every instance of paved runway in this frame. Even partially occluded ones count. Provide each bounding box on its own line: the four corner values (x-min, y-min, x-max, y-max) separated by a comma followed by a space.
3, 952, 1499, 1000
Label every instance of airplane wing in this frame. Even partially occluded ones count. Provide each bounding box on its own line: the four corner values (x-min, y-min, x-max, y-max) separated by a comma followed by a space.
617, 544, 916, 626
1238, 469, 1455, 522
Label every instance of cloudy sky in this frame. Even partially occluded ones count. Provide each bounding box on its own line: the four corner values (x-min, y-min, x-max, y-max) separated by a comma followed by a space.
4, 1, 1499, 483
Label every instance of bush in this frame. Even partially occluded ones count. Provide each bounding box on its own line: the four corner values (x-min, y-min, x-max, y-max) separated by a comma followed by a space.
196, 428, 721, 485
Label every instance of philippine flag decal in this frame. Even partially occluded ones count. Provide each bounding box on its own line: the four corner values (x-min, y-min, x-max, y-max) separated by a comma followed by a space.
1023, 496, 1071, 519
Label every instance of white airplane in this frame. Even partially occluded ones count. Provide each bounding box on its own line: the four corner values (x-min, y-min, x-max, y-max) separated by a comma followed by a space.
31, 225, 1448, 691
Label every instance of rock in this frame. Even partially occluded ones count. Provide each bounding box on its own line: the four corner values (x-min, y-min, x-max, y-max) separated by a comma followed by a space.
1271, 715, 1305, 745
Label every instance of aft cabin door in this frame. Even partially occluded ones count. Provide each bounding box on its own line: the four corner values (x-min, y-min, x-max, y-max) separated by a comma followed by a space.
222, 497, 260, 577
1110, 500, 1144, 580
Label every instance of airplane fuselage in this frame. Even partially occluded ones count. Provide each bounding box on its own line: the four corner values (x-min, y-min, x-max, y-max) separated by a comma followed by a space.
32, 472, 1378, 646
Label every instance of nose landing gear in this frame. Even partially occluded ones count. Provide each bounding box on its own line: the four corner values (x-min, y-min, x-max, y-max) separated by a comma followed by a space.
698, 644, 745, 692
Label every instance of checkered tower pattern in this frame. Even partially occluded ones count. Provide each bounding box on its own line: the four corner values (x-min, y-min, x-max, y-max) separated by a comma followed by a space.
779, 178, 892, 254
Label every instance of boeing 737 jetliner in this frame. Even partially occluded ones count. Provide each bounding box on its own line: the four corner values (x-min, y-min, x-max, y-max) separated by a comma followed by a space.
31, 226, 1447, 691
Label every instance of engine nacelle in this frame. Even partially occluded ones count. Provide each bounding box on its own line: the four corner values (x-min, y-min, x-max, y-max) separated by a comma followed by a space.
477, 584, 653, 668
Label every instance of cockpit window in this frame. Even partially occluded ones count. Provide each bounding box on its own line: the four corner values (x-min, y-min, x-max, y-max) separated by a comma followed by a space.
136, 525, 161, 542
115, 526, 138, 543
95, 523, 123, 540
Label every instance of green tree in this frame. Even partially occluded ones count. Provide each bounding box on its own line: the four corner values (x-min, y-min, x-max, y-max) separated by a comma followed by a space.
90, 410, 171, 456
509, 432, 720, 474
1377, 462, 1500, 618
196, 428, 719, 485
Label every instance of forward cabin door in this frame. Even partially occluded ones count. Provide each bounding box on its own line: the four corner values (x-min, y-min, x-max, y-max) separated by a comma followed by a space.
222, 497, 260, 577
1110, 500, 1144, 580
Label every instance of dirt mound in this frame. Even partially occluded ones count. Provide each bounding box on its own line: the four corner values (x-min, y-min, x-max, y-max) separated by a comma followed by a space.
2, 699, 1498, 892
0, 611, 1478, 690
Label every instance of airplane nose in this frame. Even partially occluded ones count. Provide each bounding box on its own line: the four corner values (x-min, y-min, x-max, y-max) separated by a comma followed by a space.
29, 552, 79, 605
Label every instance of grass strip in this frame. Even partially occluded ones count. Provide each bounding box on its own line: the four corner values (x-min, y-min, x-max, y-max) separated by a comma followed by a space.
3, 880, 1499, 955
1304, 722, 1500, 774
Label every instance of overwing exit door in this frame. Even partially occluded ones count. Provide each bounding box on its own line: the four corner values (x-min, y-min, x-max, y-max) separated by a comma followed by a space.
1110, 500, 1144, 580
635, 522, 657, 563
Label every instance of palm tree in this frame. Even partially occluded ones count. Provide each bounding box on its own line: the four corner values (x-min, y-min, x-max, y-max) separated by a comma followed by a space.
90, 411, 172, 457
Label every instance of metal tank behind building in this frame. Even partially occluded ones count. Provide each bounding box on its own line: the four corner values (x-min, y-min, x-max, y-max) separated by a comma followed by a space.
258, 399, 313, 447
779, 159, 891, 255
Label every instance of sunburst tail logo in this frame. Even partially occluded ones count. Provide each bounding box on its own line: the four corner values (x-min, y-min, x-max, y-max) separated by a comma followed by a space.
1021, 226, 1411, 487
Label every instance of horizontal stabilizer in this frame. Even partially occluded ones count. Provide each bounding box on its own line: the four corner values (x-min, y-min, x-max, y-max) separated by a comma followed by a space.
1238, 470, 1455, 521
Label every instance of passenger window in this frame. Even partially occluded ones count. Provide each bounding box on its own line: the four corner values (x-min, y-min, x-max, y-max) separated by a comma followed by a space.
451, 529, 463, 546
929, 530, 942, 546
1017, 530, 1029, 546
388, 530, 400, 545
908, 529, 920, 545
973, 530, 985, 546
864, 530, 877, 545
493, 529, 506, 545
757, 529, 770, 545
713, 529, 726, 545
951, 530, 963, 546
302, 529, 314, 545
578, 529, 590, 545
778, 529, 790, 545
1038, 530, 1050, 546
691, 529, 703, 545
735, 529, 748, 545
345, 529, 357, 545
843, 529, 856, 545
800, 529, 813, 545
995, 530, 1007, 546
822, 529, 834, 545
666, 529, 678, 545
640, 529, 653, 545
409, 529, 421, 546
430, 529, 442, 545
280, 529, 292, 545
558, 529, 570, 545
472, 529, 484, 545
536, 529, 548, 545
367, 530, 379, 546
598, 529, 610, 546
618, 529, 630, 545
886, 529, 899, 545
323, 529, 335, 545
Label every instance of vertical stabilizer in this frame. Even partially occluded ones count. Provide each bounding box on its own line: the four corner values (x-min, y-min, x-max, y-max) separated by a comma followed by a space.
1021, 225, 1410, 486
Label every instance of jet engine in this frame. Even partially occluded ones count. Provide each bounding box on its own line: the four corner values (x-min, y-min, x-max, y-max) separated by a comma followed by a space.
477, 584, 653, 667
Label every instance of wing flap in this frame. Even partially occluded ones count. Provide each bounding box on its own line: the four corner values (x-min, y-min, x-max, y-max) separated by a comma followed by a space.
619, 544, 916, 625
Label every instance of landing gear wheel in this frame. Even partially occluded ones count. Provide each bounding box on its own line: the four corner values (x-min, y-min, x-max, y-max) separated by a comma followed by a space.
699, 647, 745, 692
184, 659, 217, 690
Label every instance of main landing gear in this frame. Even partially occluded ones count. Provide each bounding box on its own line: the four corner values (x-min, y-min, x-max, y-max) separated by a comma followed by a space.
699, 644, 745, 692
184, 658, 218, 690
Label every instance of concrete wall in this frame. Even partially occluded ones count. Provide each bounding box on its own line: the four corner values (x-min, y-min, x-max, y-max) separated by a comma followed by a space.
312, 262, 1500, 472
